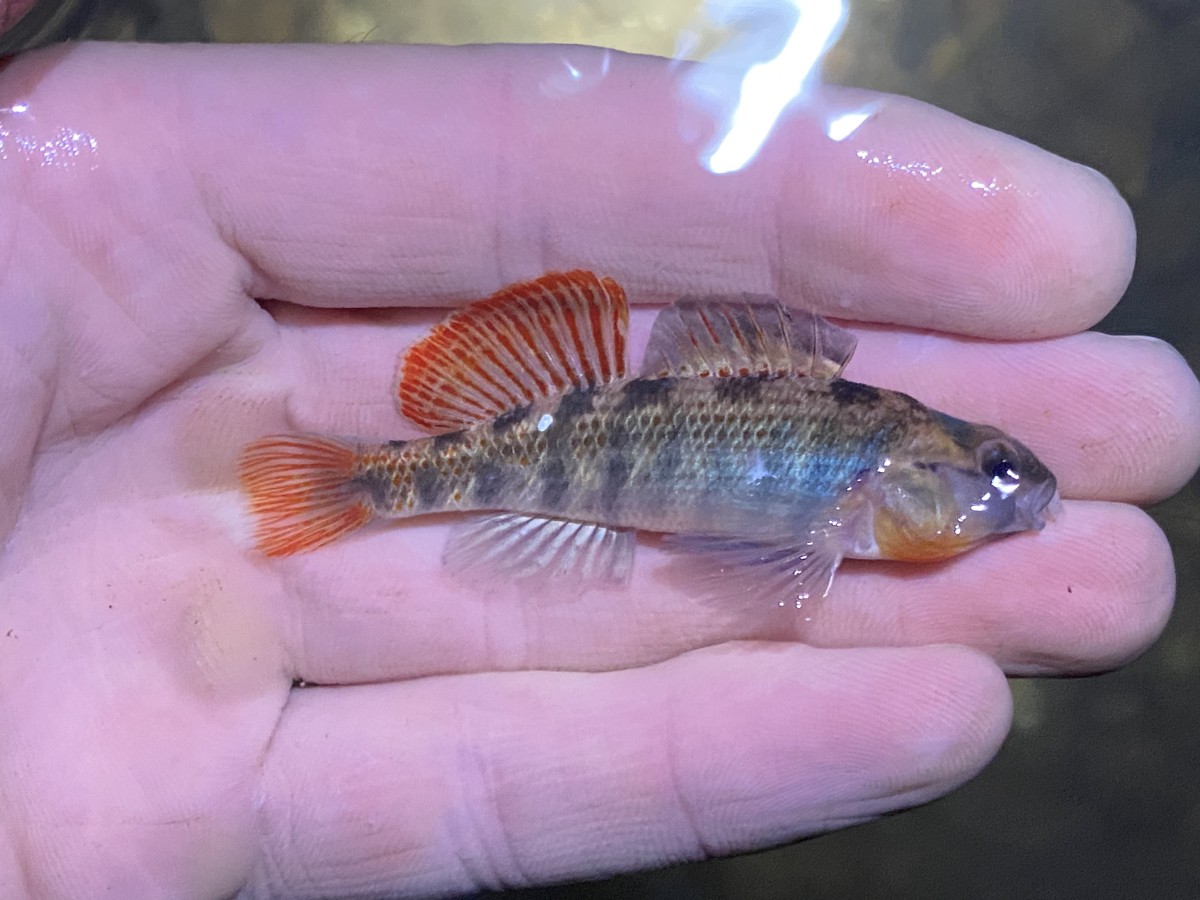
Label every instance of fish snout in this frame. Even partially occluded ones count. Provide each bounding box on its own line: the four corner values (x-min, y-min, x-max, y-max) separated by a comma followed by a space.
1025, 475, 1061, 531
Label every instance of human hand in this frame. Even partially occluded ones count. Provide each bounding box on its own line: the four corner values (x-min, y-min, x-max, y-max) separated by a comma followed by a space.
0, 43, 1196, 899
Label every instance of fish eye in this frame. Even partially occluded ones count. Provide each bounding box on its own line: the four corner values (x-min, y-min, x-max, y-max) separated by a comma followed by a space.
980, 443, 1021, 492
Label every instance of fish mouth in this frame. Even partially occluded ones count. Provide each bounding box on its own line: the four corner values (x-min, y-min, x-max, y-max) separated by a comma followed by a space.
1029, 478, 1062, 530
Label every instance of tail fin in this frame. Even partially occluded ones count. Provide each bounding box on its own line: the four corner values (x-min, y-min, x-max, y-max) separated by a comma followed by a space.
238, 434, 372, 557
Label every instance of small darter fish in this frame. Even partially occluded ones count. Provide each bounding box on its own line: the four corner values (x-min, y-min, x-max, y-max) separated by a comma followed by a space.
240, 271, 1058, 604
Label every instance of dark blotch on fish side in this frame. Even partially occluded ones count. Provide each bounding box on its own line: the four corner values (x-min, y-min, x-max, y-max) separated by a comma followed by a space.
712, 376, 767, 405
412, 463, 444, 508
540, 456, 570, 509
617, 377, 676, 414
432, 430, 464, 451
828, 379, 882, 406
556, 388, 597, 423
352, 470, 392, 508
492, 405, 529, 434
601, 454, 632, 516
472, 461, 509, 506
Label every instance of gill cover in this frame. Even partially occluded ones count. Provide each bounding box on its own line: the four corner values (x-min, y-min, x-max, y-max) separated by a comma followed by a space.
873, 421, 1058, 562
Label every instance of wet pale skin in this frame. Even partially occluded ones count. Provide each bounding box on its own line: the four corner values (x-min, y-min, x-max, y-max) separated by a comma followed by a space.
0, 42, 1194, 900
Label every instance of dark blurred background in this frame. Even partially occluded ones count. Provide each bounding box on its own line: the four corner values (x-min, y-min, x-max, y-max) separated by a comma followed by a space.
6, 1, 1196, 897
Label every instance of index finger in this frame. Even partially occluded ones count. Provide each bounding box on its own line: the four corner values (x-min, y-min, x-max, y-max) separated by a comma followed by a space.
8, 42, 1133, 338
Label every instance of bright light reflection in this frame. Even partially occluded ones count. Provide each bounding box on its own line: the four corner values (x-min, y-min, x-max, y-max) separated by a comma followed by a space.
699, 0, 848, 174
994, 476, 1021, 497
826, 108, 873, 141
540, 51, 611, 99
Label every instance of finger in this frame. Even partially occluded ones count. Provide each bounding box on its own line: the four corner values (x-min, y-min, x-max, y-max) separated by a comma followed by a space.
259, 499, 1169, 685
246, 643, 1009, 898
249, 304, 1200, 504
804, 501, 1175, 677
12, 43, 1132, 338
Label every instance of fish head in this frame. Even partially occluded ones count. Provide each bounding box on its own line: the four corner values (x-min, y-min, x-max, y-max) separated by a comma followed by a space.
868, 415, 1058, 562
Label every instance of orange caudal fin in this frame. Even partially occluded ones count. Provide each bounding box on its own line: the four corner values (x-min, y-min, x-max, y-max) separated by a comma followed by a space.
397, 270, 629, 431
238, 435, 373, 557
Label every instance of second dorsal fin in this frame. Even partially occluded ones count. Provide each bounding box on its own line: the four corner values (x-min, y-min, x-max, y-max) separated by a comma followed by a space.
398, 270, 629, 431
639, 295, 857, 381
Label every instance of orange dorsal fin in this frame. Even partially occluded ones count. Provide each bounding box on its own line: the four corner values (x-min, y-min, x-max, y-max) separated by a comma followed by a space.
398, 270, 629, 431
239, 434, 373, 557
640, 295, 857, 381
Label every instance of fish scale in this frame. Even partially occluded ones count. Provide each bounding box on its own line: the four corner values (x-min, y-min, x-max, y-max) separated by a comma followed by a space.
355, 375, 930, 538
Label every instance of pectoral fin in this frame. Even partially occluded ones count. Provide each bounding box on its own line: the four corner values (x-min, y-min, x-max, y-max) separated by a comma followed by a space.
640, 295, 856, 381
445, 513, 635, 587
664, 529, 843, 609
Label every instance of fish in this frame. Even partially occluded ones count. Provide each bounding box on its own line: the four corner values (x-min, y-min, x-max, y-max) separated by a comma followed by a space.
239, 270, 1059, 605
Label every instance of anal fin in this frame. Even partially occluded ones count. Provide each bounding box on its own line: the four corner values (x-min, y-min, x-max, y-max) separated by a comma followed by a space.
444, 513, 635, 588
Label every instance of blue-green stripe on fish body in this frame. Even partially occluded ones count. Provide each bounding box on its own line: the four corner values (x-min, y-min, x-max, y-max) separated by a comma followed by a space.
356, 375, 929, 537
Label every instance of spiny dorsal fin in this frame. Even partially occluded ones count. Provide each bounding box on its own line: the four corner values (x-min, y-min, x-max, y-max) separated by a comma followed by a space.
398, 270, 629, 431
639, 295, 856, 381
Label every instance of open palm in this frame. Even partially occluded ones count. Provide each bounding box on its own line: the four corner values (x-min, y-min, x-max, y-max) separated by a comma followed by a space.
1, 44, 1196, 899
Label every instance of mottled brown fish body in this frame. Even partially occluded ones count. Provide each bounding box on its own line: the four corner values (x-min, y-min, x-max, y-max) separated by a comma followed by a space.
241, 271, 1058, 600
354, 375, 957, 538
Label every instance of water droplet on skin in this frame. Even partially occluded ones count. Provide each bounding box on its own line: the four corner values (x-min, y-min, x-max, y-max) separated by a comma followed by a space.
0, 101, 99, 170
854, 148, 945, 181
852, 144, 1027, 198
539, 50, 612, 98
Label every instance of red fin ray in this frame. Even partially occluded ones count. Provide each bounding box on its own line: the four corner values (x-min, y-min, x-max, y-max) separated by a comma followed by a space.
238, 435, 372, 557
398, 270, 629, 431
